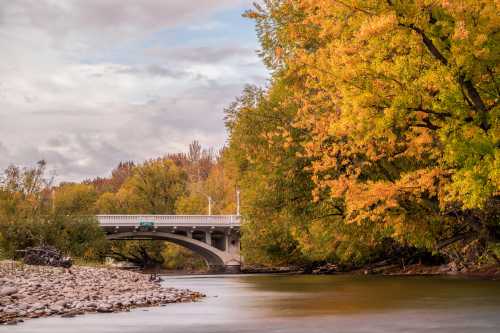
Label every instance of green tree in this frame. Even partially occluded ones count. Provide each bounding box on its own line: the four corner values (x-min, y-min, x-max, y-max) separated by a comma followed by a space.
53, 183, 97, 215
124, 158, 188, 214
0, 162, 107, 261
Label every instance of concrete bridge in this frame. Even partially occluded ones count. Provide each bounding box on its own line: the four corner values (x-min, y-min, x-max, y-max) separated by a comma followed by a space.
97, 215, 241, 273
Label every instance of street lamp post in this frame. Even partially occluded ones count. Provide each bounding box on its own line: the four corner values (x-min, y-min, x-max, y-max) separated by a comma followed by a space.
236, 188, 240, 216
195, 189, 212, 216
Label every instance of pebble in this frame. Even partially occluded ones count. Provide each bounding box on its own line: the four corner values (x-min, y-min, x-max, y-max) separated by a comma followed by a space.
0, 262, 204, 325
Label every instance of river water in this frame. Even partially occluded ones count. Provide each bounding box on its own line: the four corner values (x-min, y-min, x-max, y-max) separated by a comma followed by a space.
4, 274, 500, 333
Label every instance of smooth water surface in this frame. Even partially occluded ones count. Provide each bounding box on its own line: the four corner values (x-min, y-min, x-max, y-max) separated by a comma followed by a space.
4, 274, 500, 333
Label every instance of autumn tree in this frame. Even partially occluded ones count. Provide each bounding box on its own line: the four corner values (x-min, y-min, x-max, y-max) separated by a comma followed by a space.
120, 158, 187, 214
53, 183, 97, 215
0, 162, 106, 260
85, 161, 135, 195
229, 0, 499, 267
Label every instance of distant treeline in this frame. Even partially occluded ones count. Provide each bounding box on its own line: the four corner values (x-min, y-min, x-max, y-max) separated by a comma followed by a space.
0, 142, 237, 269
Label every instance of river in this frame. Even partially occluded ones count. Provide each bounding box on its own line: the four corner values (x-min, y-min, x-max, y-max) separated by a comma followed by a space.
4, 274, 500, 333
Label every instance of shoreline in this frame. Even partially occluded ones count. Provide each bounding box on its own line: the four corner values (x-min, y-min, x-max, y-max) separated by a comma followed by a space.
241, 263, 500, 280
0, 261, 204, 326
368, 263, 500, 280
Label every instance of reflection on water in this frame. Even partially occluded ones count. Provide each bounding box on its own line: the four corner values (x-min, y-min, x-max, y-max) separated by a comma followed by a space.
244, 275, 500, 316
4, 274, 500, 333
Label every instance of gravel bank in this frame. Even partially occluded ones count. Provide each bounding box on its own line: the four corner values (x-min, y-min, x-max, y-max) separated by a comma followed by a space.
0, 261, 204, 325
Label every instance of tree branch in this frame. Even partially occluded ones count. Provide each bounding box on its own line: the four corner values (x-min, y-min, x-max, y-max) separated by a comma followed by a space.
332, 0, 374, 16
407, 107, 452, 119
400, 23, 448, 66
411, 118, 441, 131
436, 232, 474, 250
396, 22, 489, 129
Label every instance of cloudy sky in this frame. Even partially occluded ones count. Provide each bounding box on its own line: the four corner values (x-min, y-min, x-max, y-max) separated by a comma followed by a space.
0, 0, 267, 182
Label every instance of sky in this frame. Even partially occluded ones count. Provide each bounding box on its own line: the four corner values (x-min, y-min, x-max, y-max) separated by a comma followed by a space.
0, 0, 268, 182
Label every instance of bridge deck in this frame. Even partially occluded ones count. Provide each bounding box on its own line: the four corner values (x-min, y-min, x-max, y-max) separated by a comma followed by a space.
97, 215, 241, 227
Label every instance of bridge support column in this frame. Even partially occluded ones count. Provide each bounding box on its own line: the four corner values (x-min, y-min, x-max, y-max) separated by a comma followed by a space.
205, 231, 211, 244
225, 232, 230, 253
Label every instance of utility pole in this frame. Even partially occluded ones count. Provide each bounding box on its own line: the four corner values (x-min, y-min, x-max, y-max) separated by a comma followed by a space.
236, 188, 240, 216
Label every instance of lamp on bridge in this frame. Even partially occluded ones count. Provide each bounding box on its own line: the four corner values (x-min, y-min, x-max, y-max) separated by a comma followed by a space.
236, 188, 240, 216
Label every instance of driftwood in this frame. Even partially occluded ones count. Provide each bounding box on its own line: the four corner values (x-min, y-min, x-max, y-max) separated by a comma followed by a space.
311, 263, 338, 274
17, 245, 72, 268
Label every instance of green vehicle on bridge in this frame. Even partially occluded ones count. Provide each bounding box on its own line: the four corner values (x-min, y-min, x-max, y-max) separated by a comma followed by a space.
139, 221, 154, 230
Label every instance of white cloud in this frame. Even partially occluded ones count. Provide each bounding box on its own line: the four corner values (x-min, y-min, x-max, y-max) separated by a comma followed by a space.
0, 0, 247, 51
0, 0, 268, 182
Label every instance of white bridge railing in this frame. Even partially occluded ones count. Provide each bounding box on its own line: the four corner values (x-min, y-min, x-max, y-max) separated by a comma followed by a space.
97, 215, 241, 227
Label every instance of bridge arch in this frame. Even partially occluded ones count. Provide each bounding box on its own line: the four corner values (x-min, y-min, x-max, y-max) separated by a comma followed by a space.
107, 231, 239, 272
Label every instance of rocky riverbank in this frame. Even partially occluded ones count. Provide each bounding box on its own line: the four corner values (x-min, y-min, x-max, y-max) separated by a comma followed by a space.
241, 262, 500, 279
309, 262, 500, 279
373, 262, 500, 279
0, 261, 204, 325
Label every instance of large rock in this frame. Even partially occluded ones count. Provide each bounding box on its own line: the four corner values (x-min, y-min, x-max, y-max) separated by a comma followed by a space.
49, 305, 64, 313
54, 300, 68, 308
96, 303, 113, 313
0, 287, 18, 297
